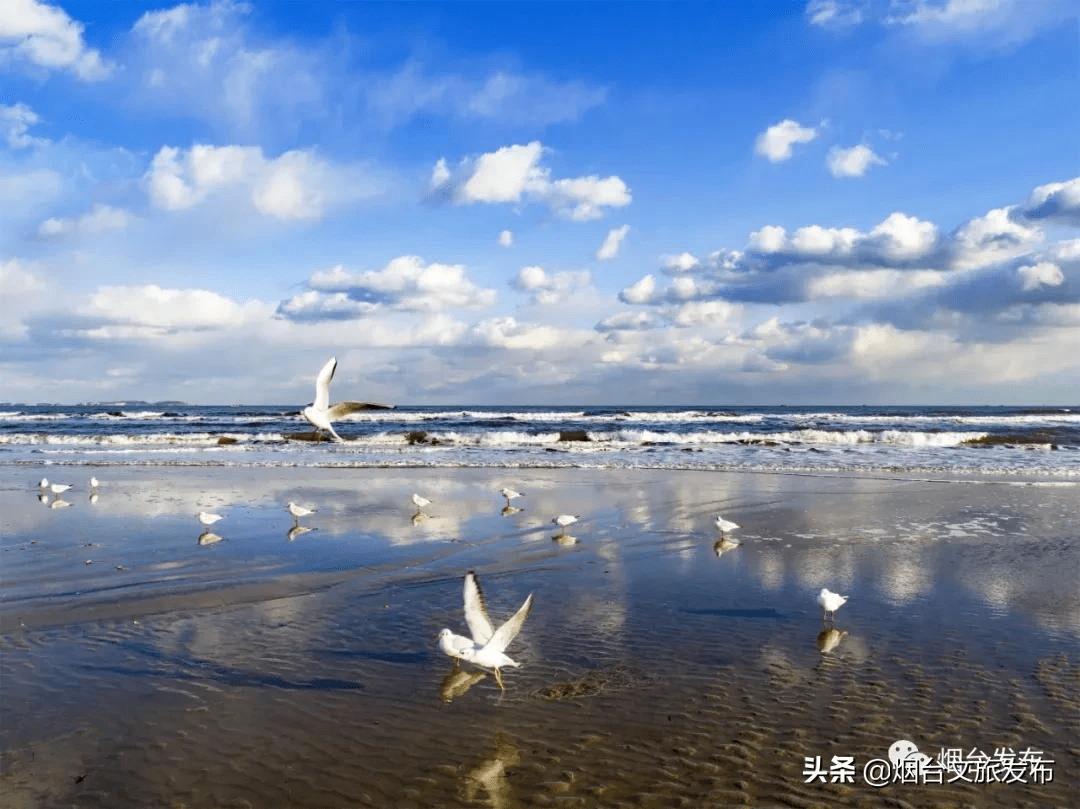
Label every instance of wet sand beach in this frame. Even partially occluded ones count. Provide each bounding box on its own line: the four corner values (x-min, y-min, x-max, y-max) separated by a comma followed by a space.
1, 465, 1077, 808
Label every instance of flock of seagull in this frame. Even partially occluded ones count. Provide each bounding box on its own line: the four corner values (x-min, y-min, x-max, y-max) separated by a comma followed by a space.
32, 356, 852, 690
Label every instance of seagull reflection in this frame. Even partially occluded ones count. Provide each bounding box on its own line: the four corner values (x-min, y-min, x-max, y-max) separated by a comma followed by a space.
501, 505, 522, 517
198, 531, 223, 545
816, 626, 847, 655
288, 525, 314, 541
463, 735, 521, 809
38, 493, 49, 505
49, 498, 72, 509
713, 536, 740, 556
411, 511, 429, 526
89, 492, 99, 504
552, 533, 577, 546
439, 665, 487, 702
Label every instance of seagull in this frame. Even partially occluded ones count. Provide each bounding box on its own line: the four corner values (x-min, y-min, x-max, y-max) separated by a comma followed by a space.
39, 478, 73, 495
552, 514, 579, 534
301, 356, 392, 443
438, 571, 533, 690
287, 501, 316, 524
818, 587, 848, 621
714, 514, 739, 534
412, 493, 431, 513
499, 487, 523, 504
89, 476, 100, 490
197, 511, 224, 529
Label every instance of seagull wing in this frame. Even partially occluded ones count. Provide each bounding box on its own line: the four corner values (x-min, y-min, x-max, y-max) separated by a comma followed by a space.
483, 592, 533, 654
313, 357, 337, 411
464, 572, 496, 645
327, 401, 394, 418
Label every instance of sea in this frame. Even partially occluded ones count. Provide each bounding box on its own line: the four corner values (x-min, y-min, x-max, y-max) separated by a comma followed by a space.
2, 403, 1079, 479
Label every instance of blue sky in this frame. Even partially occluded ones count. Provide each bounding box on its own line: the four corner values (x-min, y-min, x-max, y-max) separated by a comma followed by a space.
2, 0, 1079, 405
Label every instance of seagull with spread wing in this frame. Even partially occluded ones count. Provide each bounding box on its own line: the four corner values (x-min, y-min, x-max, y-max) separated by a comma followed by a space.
301, 356, 392, 443
438, 571, 533, 690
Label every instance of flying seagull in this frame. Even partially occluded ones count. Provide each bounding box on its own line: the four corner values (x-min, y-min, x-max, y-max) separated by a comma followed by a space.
438, 571, 533, 690
301, 356, 393, 443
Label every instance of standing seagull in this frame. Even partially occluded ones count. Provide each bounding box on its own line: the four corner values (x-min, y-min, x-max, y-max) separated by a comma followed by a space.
198, 511, 224, 530
301, 356, 393, 443
499, 487, 523, 505
551, 514, 579, 536
412, 493, 432, 514
817, 587, 849, 622
287, 501, 316, 526
714, 514, 739, 534
438, 571, 533, 690
39, 478, 73, 496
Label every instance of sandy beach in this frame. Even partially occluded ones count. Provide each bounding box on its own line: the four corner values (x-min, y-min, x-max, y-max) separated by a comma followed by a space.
1, 464, 1077, 808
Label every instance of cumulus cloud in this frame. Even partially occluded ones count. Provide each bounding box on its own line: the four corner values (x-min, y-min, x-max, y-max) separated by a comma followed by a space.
662, 252, 700, 273
596, 225, 630, 261
512, 265, 591, 305
144, 143, 383, 220
1, 103, 44, 148
1017, 261, 1064, 291
619, 274, 657, 305
826, 143, 887, 178
432, 141, 631, 221
1019, 177, 1080, 226
950, 206, 1042, 271
754, 119, 820, 162
38, 204, 130, 239
498, 229, 514, 247
470, 316, 578, 351
0, 0, 112, 80
70, 284, 269, 340
277, 256, 497, 321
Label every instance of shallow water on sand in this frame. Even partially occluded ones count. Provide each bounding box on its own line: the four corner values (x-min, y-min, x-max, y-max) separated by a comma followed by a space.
1, 466, 1077, 808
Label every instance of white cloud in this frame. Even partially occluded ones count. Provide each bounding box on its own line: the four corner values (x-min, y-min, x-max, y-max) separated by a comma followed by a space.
280, 256, 497, 320
458, 142, 546, 204
366, 62, 606, 128
77, 284, 268, 338
498, 229, 514, 247
435, 141, 631, 221
1017, 261, 1064, 291
0, 0, 112, 80
38, 204, 130, 239
790, 224, 861, 255
619, 274, 657, 305
868, 212, 939, 260
512, 265, 591, 305
471, 316, 583, 351
883, 0, 1076, 48
0, 102, 44, 147
1021, 176, 1080, 226
0, 258, 48, 338
596, 224, 630, 261
826, 144, 887, 178
806, 268, 947, 299
754, 119, 819, 162
805, 0, 865, 27
951, 206, 1043, 271
662, 252, 699, 272
144, 143, 382, 220
749, 225, 788, 254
